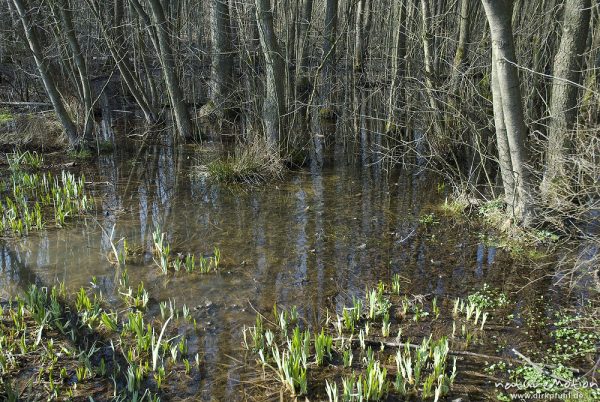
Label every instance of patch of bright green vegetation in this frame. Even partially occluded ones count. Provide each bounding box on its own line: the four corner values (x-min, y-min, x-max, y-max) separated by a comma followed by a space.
7, 150, 43, 169
0, 153, 90, 236
151, 226, 221, 275
0, 109, 13, 124
438, 197, 468, 216
418, 212, 439, 226
533, 229, 560, 243
0, 277, 200, 401
241, 280, 501, 400
467, 283, 509, 310
489, 308, 600, 401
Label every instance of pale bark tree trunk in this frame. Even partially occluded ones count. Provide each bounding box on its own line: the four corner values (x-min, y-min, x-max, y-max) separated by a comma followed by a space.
386, 0, 407, 134
209, 0, 234, 117
11, 0, 80, 148
321, 0, 338, 105
491, 49, 516, 207
145, 0, 194, 139
482, 0, 533, 224
56, 0, 94, 143
542, 0, 591, 196
255, 0, 286, 148
420, 0, 444, 136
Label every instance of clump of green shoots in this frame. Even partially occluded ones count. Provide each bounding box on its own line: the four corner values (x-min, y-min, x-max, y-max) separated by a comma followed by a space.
0, 160, 89, 236
364, 285, 392, 323
314, 329, 333, 366
152, 226, 222, 274
394, 336, 456, 400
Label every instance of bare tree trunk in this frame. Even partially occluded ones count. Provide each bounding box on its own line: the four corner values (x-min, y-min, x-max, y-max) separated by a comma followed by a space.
297, 0, 313, 73
255, 0, 286, 148
542, 0, 592, 196
482, 0, 533, 224
452, 0, 470, 77
56, 0, 94, 143
321, 0, 338, 105
209, 0, 234, 118
146, 0, 193, 140
386, 0, 407, 134
491, 49, 516, 207
420, 0, 444, 136
11, 0, 80, 148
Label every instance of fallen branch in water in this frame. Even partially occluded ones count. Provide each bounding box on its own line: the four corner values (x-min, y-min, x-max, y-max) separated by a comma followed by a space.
333, 336, 582, 374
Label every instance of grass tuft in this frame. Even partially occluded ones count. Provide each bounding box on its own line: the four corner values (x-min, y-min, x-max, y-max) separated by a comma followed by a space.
199, 140, 284, 185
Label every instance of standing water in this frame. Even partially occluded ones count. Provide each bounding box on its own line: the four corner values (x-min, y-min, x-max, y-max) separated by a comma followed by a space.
0, 144, 589, 400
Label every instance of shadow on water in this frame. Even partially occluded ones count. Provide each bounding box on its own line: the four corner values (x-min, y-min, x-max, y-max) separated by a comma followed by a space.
0, 141, 576, 399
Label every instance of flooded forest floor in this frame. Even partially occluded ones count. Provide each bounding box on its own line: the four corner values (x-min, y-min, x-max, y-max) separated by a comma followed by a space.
0, 143, 598, 401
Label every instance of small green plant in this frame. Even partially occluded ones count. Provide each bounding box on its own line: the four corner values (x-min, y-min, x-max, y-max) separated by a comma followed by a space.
152, 226, 170, 274
418, 213, 439, 226
314, 329, 333, 366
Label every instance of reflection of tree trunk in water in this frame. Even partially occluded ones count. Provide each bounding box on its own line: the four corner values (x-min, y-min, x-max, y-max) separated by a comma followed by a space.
0, 244, 45, 296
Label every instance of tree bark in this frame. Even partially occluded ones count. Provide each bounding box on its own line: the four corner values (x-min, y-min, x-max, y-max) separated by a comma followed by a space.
420, 0, 444, 137
491, 48, 516, 208
386, 0, 407, 134
482, 0, 533, 224
145, 0, 194, 140
255, 0, 286, 148
542, 0, 591, 196
56, 0, 95, 143
321, 0, 338, 105
297, 0, 314, 73
209, 0, 234, 117
11, 0, 80, 148
453, 0, 470, 75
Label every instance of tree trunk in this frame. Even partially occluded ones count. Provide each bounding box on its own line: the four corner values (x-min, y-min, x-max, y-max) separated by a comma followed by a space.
321, 0, 338, 105
11, 0, 80, 148
145, 0, 193, 140
209, 0, 234, 118
491, 48, 516, 208
386, 0, 407, 134
542, 0, 591, 196
297, 0, 314, 73
482, 0, 533, 224
255, 0, 286, 148
420, 0, 444, 137
57, 0, 95, 143
453, 0, 470, 75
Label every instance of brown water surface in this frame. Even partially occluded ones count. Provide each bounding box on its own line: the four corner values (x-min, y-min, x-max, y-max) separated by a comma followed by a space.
0, 144, 558, 400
